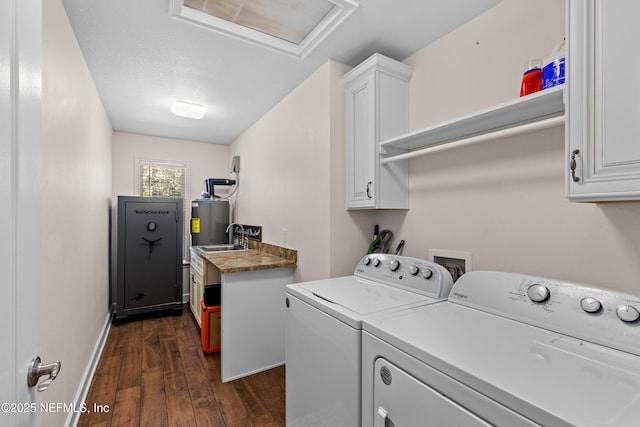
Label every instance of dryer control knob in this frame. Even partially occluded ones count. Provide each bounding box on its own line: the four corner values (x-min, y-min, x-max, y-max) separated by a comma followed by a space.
373, 258, 381, 267
527, 284, 550, 303
409, 265, 419, 276
363, 257, 372, 266
422, 268, 433, 279
580, 297, 602, 313
389, 260, 400, 272
616, 305, 640, 323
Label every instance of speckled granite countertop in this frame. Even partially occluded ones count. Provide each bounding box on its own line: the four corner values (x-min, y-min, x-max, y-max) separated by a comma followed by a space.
197, 241, 297, 274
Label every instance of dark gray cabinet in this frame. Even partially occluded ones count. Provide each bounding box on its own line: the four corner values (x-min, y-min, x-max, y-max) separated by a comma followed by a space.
116, 196, 183, 321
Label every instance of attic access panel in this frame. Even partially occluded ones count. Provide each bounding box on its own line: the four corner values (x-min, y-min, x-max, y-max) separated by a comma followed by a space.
170, 0, 359, 58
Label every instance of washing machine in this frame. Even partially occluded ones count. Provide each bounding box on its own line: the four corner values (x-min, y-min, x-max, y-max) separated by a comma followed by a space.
362, 270, 640, 426
285, 253, 454, 426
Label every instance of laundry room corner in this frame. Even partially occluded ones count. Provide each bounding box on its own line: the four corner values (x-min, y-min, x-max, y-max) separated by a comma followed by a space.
376, 0, 640, 295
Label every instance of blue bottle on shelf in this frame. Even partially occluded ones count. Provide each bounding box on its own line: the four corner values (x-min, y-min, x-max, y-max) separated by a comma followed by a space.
542, 39, 565, 89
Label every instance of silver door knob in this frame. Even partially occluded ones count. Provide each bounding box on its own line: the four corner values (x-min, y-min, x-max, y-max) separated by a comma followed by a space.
28, 356, 61, 392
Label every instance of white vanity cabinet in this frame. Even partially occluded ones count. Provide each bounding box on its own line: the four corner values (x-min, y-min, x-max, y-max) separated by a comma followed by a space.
190, 245, 296, 382
189, 248, 204, 326
189, 247, 220, 326
567, 0, 640, 201
343, 53, 413, 209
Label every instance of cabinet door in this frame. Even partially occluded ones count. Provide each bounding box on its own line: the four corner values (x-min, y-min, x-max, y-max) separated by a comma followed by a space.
346, 74, 376, 208
189, 269, 196, 315
193, 275, 202, 326
344, 54, 411, 210
568, 0, 640, 201
189, 249, 204, 326
189, 267, 200, 323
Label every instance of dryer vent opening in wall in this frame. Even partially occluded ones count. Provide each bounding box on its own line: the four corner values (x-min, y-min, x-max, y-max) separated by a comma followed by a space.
429, 249, 472, 283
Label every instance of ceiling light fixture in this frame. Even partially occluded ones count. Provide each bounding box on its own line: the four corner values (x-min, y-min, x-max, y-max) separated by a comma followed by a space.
171, 101, 206, 119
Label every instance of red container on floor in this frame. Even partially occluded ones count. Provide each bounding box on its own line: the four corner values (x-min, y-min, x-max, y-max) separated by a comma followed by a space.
201, 302, 221, 353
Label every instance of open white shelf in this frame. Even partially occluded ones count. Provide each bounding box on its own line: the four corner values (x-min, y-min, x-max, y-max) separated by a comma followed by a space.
380, 85, 565, 160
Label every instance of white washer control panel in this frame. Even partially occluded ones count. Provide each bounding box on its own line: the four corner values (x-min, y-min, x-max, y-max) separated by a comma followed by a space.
450, 271, 640, 356
355, 254, 454, 300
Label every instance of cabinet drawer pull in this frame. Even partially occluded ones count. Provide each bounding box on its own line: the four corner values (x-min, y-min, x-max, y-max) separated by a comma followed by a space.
570, 149, 580, 182
366, 181, 372, 199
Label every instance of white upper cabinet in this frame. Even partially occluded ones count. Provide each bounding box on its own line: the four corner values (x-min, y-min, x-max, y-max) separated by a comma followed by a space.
343, 54, 413, 210
567, 0, 640, 201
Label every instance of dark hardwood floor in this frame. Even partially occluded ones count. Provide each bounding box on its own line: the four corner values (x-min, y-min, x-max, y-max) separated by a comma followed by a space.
78, 306, 286, 427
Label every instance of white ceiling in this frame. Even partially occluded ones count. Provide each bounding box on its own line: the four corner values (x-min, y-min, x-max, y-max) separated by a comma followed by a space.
61, 0, 500, 145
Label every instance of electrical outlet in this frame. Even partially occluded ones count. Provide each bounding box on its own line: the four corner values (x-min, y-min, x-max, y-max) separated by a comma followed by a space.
232, 155, 240, 173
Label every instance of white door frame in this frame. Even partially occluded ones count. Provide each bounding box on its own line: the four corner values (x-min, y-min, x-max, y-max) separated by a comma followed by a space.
1, 0, 44, 425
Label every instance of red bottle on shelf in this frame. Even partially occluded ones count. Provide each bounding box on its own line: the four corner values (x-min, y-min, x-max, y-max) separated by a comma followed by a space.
520, 59, 543, 97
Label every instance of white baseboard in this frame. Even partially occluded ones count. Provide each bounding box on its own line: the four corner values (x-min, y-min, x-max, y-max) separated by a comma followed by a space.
65, 311, 113, 427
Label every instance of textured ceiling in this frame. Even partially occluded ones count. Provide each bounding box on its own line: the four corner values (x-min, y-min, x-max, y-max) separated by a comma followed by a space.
183, 0, 336, 44
61, 0, 501, 145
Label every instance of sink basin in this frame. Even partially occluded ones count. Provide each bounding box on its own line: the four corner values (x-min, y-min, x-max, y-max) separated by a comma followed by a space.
197, 244, 247, 252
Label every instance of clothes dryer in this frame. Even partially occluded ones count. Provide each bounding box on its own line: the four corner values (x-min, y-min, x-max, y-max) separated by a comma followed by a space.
362, 271, 640, 426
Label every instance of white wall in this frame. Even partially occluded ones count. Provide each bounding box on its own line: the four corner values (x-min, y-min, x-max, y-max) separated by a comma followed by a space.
112, 132, 230, 202
378, 0, 640, 296
109, 0, 640, 298
41, 1, 113, 426
406, 0, 565, 126
229, 60, 375, 282
229, 62, 331, 281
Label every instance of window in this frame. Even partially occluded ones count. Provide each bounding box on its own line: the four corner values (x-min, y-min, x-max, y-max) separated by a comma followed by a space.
139, 161, 186, 197
138, 159, 190, 259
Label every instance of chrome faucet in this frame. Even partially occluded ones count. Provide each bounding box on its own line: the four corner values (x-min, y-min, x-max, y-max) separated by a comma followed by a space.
226, 222, 247, 248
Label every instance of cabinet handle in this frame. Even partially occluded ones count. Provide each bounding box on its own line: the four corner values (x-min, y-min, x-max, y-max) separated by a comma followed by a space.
570, 149, 580, 182
366, 181, 372, 199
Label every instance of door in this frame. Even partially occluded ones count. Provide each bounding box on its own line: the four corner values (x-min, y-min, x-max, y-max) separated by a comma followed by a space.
346, 75, 376, 209
122, 200, 180, 309
373, 358, 491, 427
1, 0, 45, 425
